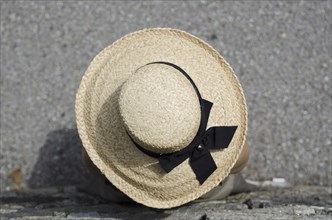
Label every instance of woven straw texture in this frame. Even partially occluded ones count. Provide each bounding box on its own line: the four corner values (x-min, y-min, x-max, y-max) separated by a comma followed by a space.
119, 64, 201, 153
75, 28, 247, 209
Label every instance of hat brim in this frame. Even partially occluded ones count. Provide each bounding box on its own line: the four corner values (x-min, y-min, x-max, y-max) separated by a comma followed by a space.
75, 28, 247, 209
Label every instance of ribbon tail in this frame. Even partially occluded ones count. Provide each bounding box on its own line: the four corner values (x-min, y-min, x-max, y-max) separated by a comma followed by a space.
158, 151, 191, 173
204, 126, 238, 149
190, 147, 217, 184
197, 99, 213, 135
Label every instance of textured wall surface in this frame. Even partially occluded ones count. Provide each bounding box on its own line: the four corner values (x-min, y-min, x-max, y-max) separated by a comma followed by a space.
1, 0, 331, 190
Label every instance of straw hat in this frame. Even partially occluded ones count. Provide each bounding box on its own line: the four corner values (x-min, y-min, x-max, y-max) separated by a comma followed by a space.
75, 28, 247, 209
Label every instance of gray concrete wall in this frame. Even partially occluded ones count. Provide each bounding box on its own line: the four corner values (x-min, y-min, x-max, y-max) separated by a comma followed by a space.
1, 1, 331, 191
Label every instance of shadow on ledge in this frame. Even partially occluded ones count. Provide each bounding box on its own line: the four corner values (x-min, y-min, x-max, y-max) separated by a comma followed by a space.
28, 128, 93, 188
25, 128, 171, 219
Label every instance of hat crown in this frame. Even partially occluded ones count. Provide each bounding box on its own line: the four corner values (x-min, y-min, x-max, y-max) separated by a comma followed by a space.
119, 63, 201, 153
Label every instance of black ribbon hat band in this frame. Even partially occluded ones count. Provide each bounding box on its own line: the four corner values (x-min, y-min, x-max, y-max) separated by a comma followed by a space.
130, 62, 238, 184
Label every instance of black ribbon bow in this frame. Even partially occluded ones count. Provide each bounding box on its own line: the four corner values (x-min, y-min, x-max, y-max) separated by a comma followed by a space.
131, 61, 238, 184
157, 99, 237, 184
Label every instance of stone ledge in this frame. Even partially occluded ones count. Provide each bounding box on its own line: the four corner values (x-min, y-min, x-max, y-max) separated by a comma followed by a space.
1, 186, 331, 220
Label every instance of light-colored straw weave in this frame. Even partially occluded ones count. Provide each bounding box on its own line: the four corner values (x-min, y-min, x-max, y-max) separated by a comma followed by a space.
75, 28, 247, 209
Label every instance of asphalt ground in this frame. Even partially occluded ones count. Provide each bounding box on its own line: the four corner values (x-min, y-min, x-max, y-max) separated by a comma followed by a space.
1, 0, 331, 192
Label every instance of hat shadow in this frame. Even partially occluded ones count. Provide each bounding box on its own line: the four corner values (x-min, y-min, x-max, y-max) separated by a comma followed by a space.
27, 128, 171, 219
27, 128, 92, 188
